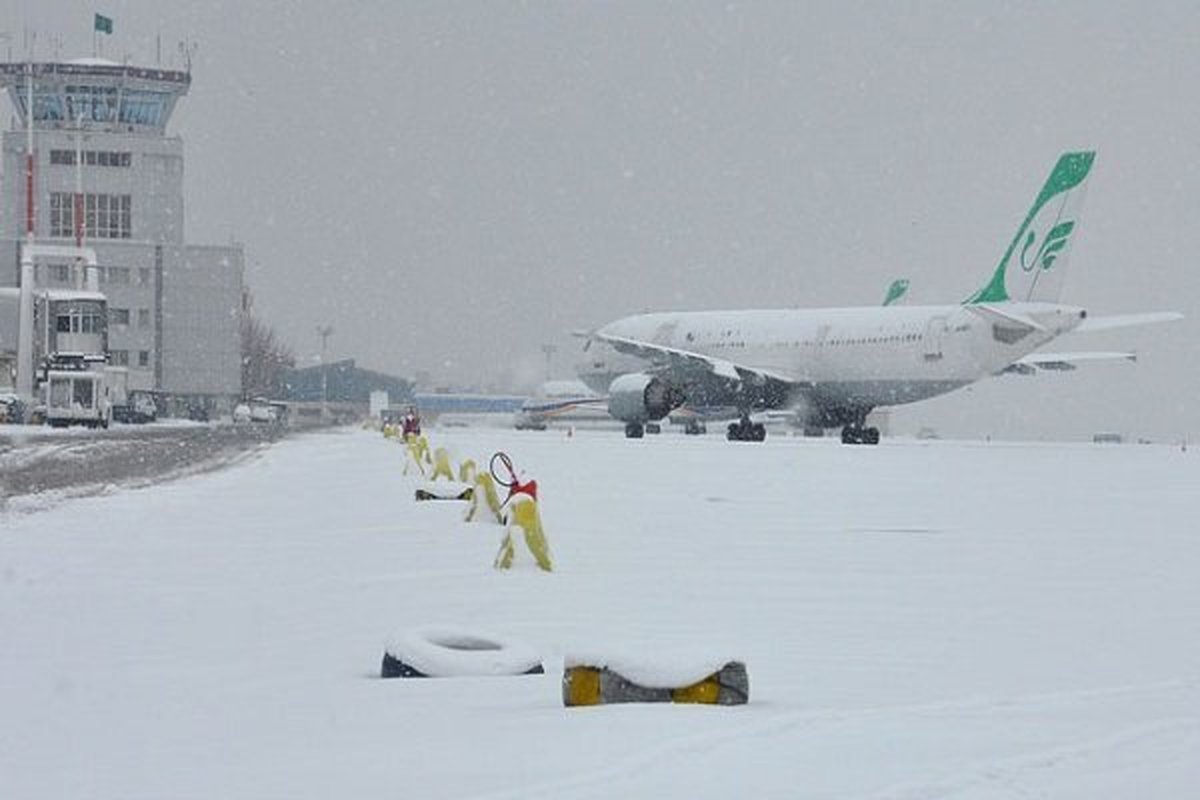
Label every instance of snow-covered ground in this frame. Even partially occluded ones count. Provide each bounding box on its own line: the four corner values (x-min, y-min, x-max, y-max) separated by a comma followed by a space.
2, 427, 1198, 798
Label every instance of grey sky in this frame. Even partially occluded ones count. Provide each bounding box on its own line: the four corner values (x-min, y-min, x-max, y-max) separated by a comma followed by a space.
3, 1, 1197, 440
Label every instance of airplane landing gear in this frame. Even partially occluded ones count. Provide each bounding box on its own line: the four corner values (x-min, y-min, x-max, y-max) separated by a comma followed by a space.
727, 415, 766, 442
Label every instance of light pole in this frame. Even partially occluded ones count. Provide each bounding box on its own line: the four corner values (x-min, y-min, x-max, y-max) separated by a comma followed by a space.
316, 325, 334, 421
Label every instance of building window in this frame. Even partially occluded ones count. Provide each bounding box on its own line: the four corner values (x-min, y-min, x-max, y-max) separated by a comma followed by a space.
56, 312, 103, 333
119, 90, 168, 127
138, 309, 151, 328
65, 84, 119, 123
101, 266, 131, 285
109, 350, 129, 366
138, 267, 151, 286
109, 308, 130, 327
50, 264, 71, 283
50, 193, 75, 238
50, 149, 132, 167
50, 192, 132, 239
138, 350, 150, 368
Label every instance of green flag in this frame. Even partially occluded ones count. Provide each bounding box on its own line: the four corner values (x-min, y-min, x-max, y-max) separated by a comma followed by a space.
94, 14, 113, 35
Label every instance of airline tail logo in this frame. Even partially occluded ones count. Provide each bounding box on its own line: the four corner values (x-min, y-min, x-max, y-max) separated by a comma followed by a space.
1020, 220, 1075, 273
967, 151, 1094, 304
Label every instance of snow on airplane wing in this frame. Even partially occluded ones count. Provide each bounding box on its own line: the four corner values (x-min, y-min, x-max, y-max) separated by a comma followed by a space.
1074, 311, 1183, 333
590, 331, 798, 388
1001, 350, 1136, 375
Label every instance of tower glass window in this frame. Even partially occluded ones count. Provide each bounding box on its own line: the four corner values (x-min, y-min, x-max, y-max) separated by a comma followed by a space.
119, 90, 168, 126
64, 85, 119, 123
51, 192, 132, 239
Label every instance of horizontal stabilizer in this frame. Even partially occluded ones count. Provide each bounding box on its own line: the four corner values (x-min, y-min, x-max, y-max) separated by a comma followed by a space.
1075, 311, 1183, 333
1002, 350, 1136, 375
967, 303, 1047, 332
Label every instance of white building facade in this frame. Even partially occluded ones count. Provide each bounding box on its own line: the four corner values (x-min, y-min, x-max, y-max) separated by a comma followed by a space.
0, 60, 242, 408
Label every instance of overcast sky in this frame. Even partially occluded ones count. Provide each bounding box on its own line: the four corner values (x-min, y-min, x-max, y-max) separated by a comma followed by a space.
2, 1, 1197, 439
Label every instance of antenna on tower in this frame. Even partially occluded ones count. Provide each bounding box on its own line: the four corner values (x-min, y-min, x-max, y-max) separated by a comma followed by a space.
177, 39, 197, 74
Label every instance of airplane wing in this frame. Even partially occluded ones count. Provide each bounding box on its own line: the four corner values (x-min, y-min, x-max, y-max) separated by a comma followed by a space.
1001, 351, 1136, 375
591, 331, 800, 389
1074, 311, 1182, 333
520, 396, 607, 415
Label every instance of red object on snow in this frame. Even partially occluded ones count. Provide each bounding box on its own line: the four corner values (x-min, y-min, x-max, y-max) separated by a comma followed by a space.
402, 409, 421, 437
491, 451, 538, 502
508, 478, 538, 502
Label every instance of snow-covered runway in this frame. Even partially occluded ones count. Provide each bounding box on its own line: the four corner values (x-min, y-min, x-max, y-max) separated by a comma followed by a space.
3, 427, 1198, 798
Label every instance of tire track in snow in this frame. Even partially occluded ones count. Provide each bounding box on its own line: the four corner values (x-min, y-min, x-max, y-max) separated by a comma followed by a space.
462, 677, 1200, 800
863, 717, 1200, 800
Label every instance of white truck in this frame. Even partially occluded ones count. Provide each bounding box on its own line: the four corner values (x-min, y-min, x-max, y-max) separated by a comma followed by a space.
42, 355, 116, 429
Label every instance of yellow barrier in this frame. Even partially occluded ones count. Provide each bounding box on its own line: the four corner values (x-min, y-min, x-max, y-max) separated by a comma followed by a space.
458, 458, 477, 484
464, 472, 503, 523
494, 494, 553, 572
403, 435, 432, 477
430, 447, 455, 482
562, 662, 749, 706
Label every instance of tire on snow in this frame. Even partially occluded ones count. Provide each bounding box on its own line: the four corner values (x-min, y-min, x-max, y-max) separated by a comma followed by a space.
381, 625, 545, 678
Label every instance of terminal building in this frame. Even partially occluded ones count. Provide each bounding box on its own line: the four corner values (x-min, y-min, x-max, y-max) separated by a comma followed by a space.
0, 59, 243, 412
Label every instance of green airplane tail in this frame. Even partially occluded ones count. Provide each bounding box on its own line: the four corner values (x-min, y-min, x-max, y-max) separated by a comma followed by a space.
966, 151, 1095, 304
882, 278, 910, 306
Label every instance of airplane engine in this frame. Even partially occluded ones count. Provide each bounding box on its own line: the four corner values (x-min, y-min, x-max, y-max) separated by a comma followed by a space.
607, 373, 684, 423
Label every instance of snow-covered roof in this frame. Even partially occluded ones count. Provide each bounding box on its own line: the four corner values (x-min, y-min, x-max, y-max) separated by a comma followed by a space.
65, 57, 121, 67
39, 290, 106, 302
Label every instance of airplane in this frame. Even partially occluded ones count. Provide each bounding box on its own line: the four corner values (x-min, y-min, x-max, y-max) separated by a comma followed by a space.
577, 151, 1181, 444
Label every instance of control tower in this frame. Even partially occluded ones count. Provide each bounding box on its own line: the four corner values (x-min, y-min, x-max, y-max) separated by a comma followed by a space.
0, 59, 243, 408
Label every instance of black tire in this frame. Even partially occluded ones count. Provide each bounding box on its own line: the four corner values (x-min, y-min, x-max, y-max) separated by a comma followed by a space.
864, 427, 880, 445
625, 422, 644, 439
841, 426, 858, 445
645, 422, 661, 435
381, 626, 544, 679
751, 423, 766, 442
727, 422, 742, 441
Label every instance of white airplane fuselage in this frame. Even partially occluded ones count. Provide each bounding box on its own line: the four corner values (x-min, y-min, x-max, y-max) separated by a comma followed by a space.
599, 302, 1087, 413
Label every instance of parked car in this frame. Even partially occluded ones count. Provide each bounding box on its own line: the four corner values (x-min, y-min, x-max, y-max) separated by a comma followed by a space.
0, 393, 25, 423
234, 399, 287, 425
112, 390, 158, 424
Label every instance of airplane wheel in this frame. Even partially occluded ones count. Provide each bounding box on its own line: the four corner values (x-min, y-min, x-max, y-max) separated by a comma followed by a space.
727, 422, 741, 441
863, 427, 880, 445
841, 425, 858, 445
625, 422, 644, 439
645, 422, 661, 435
751, 423, 766, 442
